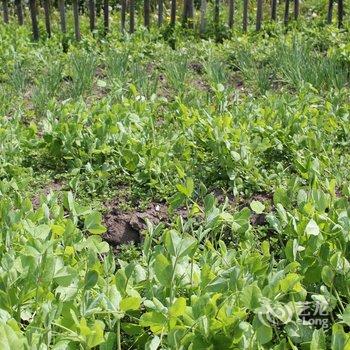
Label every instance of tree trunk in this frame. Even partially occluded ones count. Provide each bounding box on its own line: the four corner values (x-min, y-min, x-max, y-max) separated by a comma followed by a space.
129, 0, 135, 33
2, 0, 9, 23
121, 0, 126, 31
199, 0, 207, 34
182, 0, 193, 28
88, 0, 95, 31
188, 0, 194, 28
103, 0, 109, 34
170, 0, 176, 26
43, 0, 51, 37
58, 0, 66, 32
144, 0, 150, 28
15, 0, 24, 25
284, 0, 290, 26
327, 0, 333, 24
243, 0, 248, 32
72, 0, 81, 40
338, 0, 344, 28
157, 0, 163, 26
294, 0, 299, 20
29, 0, 39, 40
228, 0, 234, 28
256, 0, 263, 31
213, 0, 219, 30
271, 0, 277, 21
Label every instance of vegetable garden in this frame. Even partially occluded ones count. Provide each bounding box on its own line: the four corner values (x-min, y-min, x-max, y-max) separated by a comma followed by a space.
0, 0, 350, 349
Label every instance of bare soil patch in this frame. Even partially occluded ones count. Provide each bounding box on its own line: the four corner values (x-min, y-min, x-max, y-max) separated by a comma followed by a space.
32, 180, 63, 209
103, 199, 187, 247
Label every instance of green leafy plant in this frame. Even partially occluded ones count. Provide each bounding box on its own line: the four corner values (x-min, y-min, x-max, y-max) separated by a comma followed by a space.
0, 15, 349, 349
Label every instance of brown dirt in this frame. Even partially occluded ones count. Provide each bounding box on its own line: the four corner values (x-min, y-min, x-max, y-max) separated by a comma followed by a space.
210, 188, 237, 205
190, 76, 210, 92
157, 73, 172, 100
251, 213, 268, 227
103, 200, 188, 247
250, 193, 273, 203
228, 74, 245, 91
188, 61, 204, 74
102, 189, 275, 247
247, 193, 273, 227
32, 180, 63, 209
146, 62, 156, 74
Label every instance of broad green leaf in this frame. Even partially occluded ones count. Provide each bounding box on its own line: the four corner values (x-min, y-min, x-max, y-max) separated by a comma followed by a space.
122, 323, 143, 336
84, 270, 99, 290
51, 224, 65, 236
0, 323, 25, 350
341, 305, 350, 327
163, 230, 197, 258
100, 332, 117, 350
305, 219, 319, 236
145, 335, 161, 350
240, 284, 262, 310
153, 254, 172, 286
54, 266, 78, 287
176, 177, 194, 198
256, 323, 273, 345
85, 320, 105, 348
233, 207, 251, 233
139, 312, 167, 333
273, 188, 289, 207
84, 211, 107, 235
169, 297, 186, 317
115, 270, 128, 295
250, 200, 265, 214
297, 189, 308, 206
330, 252, 350, 274
310, 329, 326, 350
279, 273, 301, 293
120, 297, 141, 312
321, 266, 334, 287
331, 324, 350, 350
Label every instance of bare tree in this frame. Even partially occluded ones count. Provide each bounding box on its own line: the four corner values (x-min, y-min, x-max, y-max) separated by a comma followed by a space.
144, 0, 150, 28
294, 0, 299, 20
170, 0, 176, 26
243, 0, 248, 32
2, 0, 9, 23
199, 0, 207, 34
284, 0, 290, 26
58, 0, 66, 33
43, 0, 51, 37
121, 0, 126, 31
271, 0, 277, 21
103, 0, 109, 34
88, 0, 95, 31
157, 0, 163, 26
338, 0, 344, 28
130, 0, 135, 33
72, 0, 81, 40
29, 0, 39, 40
228, 0, 234, 28
15, 0, 24, 25
256, 0, 263, 31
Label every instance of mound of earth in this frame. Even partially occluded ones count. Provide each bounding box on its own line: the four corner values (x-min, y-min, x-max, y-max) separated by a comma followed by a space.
103, 201, 187, 246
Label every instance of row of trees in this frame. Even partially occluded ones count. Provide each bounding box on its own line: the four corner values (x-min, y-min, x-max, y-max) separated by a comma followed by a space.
1, 0, 346, 40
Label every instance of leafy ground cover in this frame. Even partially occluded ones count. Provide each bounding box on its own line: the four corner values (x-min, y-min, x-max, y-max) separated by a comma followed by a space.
0, 10, 350, 349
